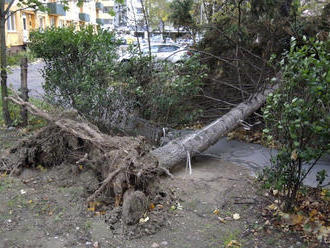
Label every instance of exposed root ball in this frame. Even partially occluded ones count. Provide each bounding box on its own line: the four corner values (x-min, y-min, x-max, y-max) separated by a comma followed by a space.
0, 122, 160, 207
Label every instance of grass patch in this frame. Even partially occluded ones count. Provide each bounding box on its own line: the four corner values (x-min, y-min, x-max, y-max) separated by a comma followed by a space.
0, 87, 52, 129
222, 230, 241, 247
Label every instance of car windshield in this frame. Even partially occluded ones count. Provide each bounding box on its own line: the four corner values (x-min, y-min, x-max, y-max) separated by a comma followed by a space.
142, 45, 159, 53
142, 45, 180, 54
158, 45, 180, 52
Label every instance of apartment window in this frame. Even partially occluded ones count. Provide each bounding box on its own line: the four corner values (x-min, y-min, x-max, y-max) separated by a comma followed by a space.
23, 18, 27, 30
104, 19, 113, 24
59, 20, 64, 27
103, 7, 113, 13
39, 17, 45, 30
50, 16, 56, 27
7, 12, 16, 31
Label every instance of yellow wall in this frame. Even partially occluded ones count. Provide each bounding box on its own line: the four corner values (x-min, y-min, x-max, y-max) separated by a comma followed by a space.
5, 1, 99, 50
5, 4, 22, 48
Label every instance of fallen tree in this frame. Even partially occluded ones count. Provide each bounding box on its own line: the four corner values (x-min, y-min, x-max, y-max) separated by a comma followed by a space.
1, 84, 277, 224
152, 85, 278, 169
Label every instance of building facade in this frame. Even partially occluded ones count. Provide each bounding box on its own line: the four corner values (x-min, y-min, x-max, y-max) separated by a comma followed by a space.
4, 0, 114, 52
114, 0, 144, 32
99, 0, 115, 30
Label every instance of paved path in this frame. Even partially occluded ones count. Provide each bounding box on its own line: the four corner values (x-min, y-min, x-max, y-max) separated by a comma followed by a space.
7, 61, 45, 97
205, 138, 330, 187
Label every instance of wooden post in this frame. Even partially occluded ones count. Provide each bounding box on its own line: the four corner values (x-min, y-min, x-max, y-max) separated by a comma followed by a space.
20, 57, 28, 126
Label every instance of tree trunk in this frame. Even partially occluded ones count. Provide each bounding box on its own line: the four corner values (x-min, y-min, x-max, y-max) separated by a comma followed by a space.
20, 57, 28, 126
0, 3, 12, 126
151, 85, 277, 169
140, 0, 151, 58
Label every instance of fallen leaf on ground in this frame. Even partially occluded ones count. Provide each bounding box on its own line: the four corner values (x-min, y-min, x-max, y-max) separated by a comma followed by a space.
233, 213, 240, 220
226, 240, 241, 247
87, 201, 101, 212
272, 189, 279, 196
139, 216, 149, 223
291, 214, 305, 226
267, 203, 278, 211
213, 209, 220, 215
218, 216, 226, 223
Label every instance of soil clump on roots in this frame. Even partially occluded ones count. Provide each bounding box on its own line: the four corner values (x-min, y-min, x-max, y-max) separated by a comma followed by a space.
0, 114, 169, 228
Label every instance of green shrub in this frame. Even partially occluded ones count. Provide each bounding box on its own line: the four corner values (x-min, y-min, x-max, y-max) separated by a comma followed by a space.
29, 26, 121, 120
30, 26, 207, 128
263, 37, 330, 211
119, 54, 207, 125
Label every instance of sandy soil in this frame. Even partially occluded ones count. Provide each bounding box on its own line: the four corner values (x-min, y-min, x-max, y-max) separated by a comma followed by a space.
0, 128, 315, 248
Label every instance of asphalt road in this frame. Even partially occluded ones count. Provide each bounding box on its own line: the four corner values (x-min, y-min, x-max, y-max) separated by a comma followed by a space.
205, 138, 330, 187
7, 61, 45, 97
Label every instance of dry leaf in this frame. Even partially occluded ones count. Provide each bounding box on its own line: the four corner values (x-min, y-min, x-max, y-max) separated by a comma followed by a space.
309, 209, 318, 218
87, 201, 101, 212
139, 216, 149, 223
291, 214, 305, 226
213, 209, 220, 215
233, 213, 240, 220
291, 150, 298, 161
218, 216, 226, 223
226, 240, 241, 247
267, 204, 278, 211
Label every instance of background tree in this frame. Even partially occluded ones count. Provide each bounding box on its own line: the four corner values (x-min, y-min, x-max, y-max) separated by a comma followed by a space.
0, 0, 68, 126
169, 0, 199, 43
148, 0, 171, 41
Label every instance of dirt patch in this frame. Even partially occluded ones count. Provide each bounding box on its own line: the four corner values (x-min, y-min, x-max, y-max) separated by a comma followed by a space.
0, 127, 324, 248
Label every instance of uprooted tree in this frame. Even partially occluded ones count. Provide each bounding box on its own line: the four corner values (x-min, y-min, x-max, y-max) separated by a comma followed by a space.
0, 83, 277, 224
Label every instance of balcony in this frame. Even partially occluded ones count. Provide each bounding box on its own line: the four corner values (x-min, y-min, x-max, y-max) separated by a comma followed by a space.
47, 3, 66, 16
79, 13, 90, 22
96, 18, 105, 25
95, 2, 104, 10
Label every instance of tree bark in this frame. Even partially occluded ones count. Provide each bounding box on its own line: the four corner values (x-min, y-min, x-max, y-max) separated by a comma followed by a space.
0, 2, 12, 126
140, 0, 151, 58
151, 85, 278, 169
20, 57, 28, 126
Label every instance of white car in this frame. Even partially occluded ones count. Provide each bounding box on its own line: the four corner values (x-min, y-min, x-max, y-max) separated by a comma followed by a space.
120, 43, 191, 63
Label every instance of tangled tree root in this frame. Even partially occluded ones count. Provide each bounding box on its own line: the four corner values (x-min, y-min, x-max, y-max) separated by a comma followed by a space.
0, 95, 165, 224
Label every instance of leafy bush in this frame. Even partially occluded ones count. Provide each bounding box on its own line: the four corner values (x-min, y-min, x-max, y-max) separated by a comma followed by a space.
119, 54, 207, 125
30, 26, 207, 128
29, 26, 136, 129
29, 26, 120, 114
263, 37, 330, 211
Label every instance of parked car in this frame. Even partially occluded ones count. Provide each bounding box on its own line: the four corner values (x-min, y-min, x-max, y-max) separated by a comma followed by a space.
120, 43, 191, 63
